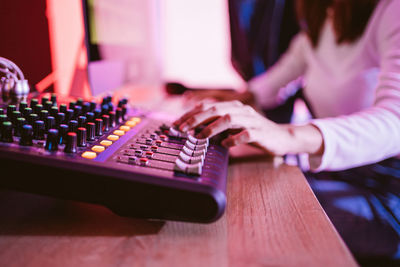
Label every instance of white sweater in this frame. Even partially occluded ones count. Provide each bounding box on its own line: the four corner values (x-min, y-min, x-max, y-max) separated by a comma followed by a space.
248, 0, 400, 171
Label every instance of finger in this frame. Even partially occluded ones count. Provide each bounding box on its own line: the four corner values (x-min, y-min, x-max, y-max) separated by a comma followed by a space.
221, 130, 252, 147
179, 101, 245, 131
173, 102, 205, 126
196, 114, 234, 138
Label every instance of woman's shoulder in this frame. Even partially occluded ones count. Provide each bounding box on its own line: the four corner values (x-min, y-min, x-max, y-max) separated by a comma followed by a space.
366, 0, 400, 53
375, 0, 400, 29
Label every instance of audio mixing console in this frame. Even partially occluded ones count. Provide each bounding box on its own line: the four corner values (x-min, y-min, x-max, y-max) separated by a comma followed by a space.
0, 95, 228, 223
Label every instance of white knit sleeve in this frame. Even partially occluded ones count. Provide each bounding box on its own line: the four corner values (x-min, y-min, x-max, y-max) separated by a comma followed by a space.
309, 0, 400, 172
247, 33, 308, 109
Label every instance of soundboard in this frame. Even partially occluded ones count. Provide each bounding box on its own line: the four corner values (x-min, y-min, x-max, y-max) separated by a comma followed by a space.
0, 94, 228, 223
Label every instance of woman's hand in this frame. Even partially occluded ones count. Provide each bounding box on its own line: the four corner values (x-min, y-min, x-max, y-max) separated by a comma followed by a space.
174, 101, 324, 156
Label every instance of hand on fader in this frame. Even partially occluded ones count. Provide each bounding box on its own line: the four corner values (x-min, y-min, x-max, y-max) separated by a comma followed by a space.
173, 100, 294, 156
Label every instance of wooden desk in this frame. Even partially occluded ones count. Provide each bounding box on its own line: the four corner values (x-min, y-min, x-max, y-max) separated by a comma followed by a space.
0, 91, 357, 266
0, 152, 357, 267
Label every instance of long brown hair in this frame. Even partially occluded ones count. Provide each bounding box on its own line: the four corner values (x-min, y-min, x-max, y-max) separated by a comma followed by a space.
296, 0, 379, 47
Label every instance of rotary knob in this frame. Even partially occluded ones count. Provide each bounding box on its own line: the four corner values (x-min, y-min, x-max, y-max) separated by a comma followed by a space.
86, 122, 95, 141
19, 124, 33, 146
77, 127, 87, 147
174, 158, 202, 175
1, 121, 13, 143
45, 129, 59, 151
64, 132, 77, 153
33, 120, 45, 140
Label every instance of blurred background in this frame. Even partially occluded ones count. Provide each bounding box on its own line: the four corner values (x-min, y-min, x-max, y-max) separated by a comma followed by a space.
0, 0, 296, 98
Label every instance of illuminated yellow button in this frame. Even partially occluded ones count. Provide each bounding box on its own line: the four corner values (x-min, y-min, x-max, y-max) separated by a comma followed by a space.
113, 130, 125, 136
107, 135, 119, 141
130, 117, 141, 123
91, 145, 105, 153
125, 121, 137, 127
100, 140, 113, 147
119, 125, 130, 132
81, 151, 97, 159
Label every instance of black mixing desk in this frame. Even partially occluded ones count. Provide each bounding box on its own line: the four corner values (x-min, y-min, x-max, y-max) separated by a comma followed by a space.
0, 94, 228, 223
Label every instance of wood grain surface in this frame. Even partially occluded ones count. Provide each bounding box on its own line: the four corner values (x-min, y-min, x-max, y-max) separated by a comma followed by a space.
0, 146, 357, 267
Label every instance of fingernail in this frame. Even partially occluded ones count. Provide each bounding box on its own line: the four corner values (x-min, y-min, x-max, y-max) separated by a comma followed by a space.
196, 132, 205, 139
221, 139, 233, 148
180, 124, 189, 132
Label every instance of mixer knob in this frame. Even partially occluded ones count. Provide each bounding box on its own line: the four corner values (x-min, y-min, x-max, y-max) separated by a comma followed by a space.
15, 117, 26, 137
56, 112, 65, 126
19, 124, 33, 146
179, 151, 204, 164
101, 104, 108, 115
45, 116, 55, 132
69, 101, 76, 110
86, 112, 94, 122
59, 104, 67, 114
28, 113, 38, 126
45, 129, 59, 151
168, 127, 179, 137
65, 109, 74, 122
139, 157, 149, 166
68, 120, 78, 133
64, 132, 77, 153
44, 100, 53, 111
30, 98, 39, 108
50, 106, 59, 118
22, 107, 32, 119
108, 102, 114, 112
174, 158, 202, 175
1, 121, 13, 143
58, 124, 69, 144
145, 138, 153, 145
95, 118, 103, 136
50, 93, 57, 105
89, 101, 97, 111
182, 146, 206, 157
82, 102, 90, 114
116, 108, 122, 124
86, 122, 95, 141
41, 96, 49, 105
168, 127, 188, 138
73, 105, 82, 118
78, 116, 87, 128
0, 114, 7, 124
76, 98, 84, 106
102, 114, 110, 132
33, 120, 45, 140
33, 103, 43, 114
18, 101, 28, 111
7, 105, 16, 119
94, 109, 101, 119
184, 140, 208, 151
77, 127, 87, 147
40, 109, 49, 121
187, 134, 209, 146
120, 105, 127, 121
11, 110, 22, 125
108, 111, 116, 128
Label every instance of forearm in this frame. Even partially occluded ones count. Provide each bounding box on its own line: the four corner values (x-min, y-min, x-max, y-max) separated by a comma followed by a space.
280, 124, 324, 156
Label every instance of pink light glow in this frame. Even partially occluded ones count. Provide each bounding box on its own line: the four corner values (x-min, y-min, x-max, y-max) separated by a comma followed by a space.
161, 0, 245, 89
46, 0, 91, 98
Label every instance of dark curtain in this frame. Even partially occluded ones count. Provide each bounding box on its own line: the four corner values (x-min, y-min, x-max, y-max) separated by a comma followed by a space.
229, 0, 298, 81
